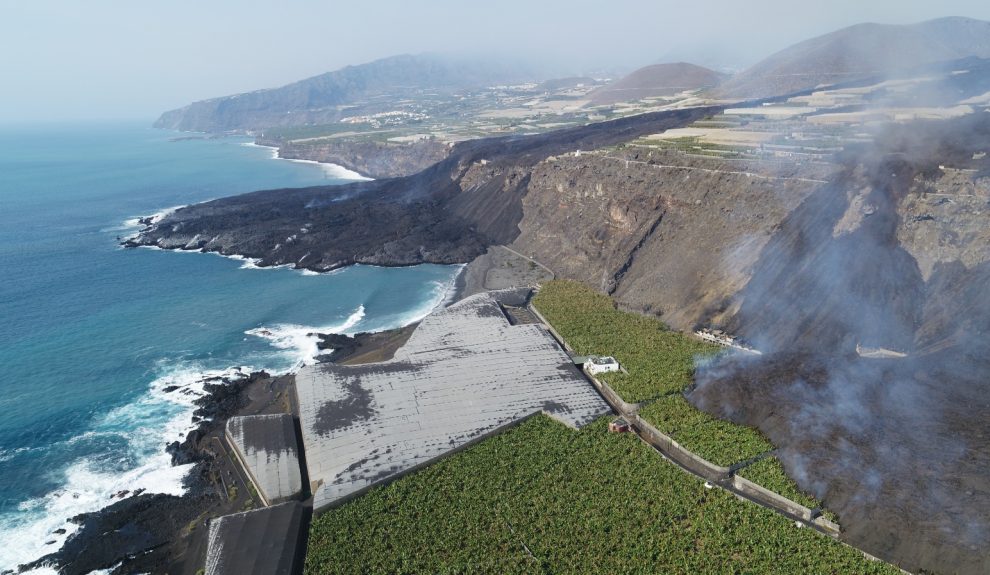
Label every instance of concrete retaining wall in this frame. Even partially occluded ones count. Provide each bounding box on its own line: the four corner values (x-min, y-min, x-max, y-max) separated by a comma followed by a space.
632, 414, 732, 482
732, 475, 814, 522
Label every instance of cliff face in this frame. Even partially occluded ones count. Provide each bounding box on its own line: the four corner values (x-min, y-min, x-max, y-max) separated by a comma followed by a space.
272, 138, 451, 179
509, 150, 836, 329
129, 107, 723, 272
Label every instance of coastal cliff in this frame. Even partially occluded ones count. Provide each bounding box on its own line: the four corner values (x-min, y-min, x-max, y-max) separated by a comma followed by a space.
128, 105, 990, 574
127, 106, 724, 276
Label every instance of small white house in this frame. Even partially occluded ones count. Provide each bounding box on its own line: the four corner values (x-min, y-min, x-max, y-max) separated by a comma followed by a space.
586, 356, 620, 375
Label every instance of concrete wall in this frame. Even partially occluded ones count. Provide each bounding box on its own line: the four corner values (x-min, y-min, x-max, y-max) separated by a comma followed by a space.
632, 414, 732, 482
225, 414, 303, 506
732, 474, 814, 522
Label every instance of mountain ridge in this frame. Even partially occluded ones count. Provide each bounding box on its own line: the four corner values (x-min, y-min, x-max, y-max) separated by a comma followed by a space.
716, 16, 990, 98
588, 62, 725, 105
154, 53, 538, 133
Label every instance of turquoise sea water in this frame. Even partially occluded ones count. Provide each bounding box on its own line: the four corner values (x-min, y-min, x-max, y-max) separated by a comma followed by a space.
0, 123, 460, 571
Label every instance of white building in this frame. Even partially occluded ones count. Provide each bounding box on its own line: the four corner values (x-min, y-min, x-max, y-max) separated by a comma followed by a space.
586, 356, 620, 375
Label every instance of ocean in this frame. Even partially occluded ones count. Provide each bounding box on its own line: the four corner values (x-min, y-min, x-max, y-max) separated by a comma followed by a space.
0, 123, 460, 572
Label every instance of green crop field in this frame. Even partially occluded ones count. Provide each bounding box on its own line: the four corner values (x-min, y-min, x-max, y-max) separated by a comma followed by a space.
531, 280, 717, 403
637, 394, 774, 467
305, 416, 898, 574
532, 280, 775, 467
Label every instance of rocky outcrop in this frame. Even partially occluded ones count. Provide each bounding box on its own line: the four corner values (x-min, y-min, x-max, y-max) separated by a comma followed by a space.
18, 371, 286, 575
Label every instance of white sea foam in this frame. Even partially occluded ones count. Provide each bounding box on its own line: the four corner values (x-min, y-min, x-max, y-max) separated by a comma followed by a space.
400, 268, 463, 323
360, 266, 463, 332
124, 205, 186, 229
246, 306, 367, 370
239, 141, 372, 181
0, 364, 248, 572
110, 205, 189, 242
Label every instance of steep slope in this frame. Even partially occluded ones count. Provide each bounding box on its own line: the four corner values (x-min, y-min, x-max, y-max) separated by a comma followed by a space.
155, 54, 532, 132
687, 116, 990, 575
588, 62, 724, 105
129, 106, 723, 270
717, 16, 990, 98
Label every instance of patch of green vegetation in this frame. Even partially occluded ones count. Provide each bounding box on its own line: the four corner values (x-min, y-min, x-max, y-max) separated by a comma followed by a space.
261, 123, 365, 141
532, 280, 717, 403
306, 416, 897, 574
246, 481, 259, 502
739, 457, 822, 510
532, 280, 773, 466
637, 395, 774, 467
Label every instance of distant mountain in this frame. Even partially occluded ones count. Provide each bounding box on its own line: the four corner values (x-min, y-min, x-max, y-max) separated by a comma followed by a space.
716, 17, 990, 98
155, 54, 535, 133
587, 62, 724, 105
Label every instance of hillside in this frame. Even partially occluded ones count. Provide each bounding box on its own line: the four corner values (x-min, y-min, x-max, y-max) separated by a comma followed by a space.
154, 54, 535, 133
129, 43, 990, 575
717, 16, 990, 98
588, 62, 724, 105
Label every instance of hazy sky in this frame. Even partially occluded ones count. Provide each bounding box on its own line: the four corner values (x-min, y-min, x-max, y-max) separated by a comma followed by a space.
2, 0, 989, 122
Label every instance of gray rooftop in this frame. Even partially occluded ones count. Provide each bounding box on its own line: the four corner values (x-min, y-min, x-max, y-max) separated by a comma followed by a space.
296, 290, 611, 511
225, 414, 302, 505
204, 501, 308, 575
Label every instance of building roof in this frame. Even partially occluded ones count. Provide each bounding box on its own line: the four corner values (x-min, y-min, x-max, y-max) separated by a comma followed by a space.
204, 502, 308, 575
225, 414, 302, 505
295, 290, 611, 511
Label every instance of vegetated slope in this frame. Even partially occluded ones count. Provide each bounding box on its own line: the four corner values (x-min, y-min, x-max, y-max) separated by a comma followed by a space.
589, 62, 724, 105
716, 16, 990, 98
532, 280, 776, 470
305, 416, 899, 575
154, 54, 533, 132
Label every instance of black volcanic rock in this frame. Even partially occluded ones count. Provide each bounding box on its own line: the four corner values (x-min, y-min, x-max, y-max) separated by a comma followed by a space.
128, 106, 723, 273
18, 492, 214, 575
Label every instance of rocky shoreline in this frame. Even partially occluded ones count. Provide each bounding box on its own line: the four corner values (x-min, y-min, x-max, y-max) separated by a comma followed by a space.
14, 371, 291, 575
121, 106, 722, 275
10, 323, 438, 575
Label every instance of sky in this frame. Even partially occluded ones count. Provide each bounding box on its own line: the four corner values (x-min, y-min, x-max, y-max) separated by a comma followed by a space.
2, 0, 989, 123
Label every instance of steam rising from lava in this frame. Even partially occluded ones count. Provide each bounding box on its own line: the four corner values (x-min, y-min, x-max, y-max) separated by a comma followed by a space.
689, 112, 990, 574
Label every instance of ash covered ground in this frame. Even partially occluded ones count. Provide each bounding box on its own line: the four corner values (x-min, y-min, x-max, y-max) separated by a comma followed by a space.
691, 114, 990, 575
